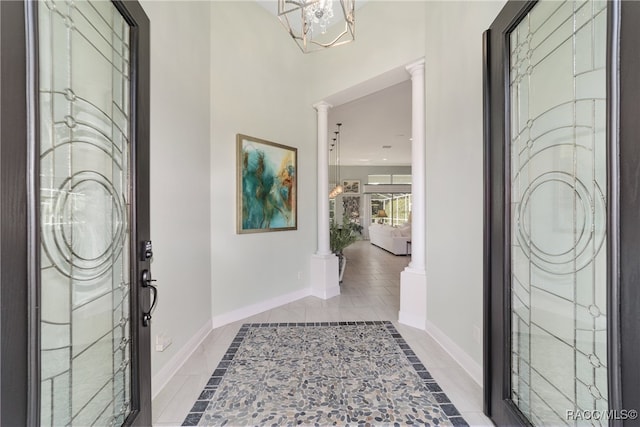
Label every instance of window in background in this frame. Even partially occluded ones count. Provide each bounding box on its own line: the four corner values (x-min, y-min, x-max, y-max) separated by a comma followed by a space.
392, 174, 412, 184
367, 174, 412, 185
393, 193, 412, 226
370, 193, 412, 226
367, 174, 392, 184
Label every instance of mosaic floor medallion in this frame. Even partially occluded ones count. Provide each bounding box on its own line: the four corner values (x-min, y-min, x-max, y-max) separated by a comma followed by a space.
183, 322, 468, 426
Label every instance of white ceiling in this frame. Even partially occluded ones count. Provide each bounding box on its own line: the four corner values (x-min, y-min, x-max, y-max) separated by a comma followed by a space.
328, 81, 412, 166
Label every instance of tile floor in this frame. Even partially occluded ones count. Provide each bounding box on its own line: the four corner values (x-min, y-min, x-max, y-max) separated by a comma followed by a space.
188, 322, 464, 426
152, 240, 494, 426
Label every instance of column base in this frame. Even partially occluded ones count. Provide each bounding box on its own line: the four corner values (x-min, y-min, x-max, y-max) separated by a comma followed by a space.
398, 267, 427, 329
310, 253, 340, 299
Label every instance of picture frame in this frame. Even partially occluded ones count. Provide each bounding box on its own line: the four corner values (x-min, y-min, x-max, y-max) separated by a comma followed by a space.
342, 179, 360, 194
237, 134, 297, 233
342, 196, 361, 225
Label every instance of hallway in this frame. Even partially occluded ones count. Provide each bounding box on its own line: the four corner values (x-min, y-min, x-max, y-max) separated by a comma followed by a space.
152, 241, 491, 426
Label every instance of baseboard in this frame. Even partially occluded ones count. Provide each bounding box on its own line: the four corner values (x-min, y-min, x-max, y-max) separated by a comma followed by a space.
370, 242, 409, 256
152, 318, 213, 399
398, 310, 426, 330
311, 284, 340, 300
425, 319, 483, 387
211, 287, 312, 329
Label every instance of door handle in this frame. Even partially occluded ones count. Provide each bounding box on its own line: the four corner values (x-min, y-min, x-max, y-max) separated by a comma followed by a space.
141, 269, 158, 327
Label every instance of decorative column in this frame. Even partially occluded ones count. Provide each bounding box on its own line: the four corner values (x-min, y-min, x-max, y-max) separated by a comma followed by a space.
310, 101, 340, 299
315, 102, 332, 256
399, 59, 428, 329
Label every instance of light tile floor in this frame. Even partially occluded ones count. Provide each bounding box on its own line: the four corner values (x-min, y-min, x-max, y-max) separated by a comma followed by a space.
152, 241, 494, 426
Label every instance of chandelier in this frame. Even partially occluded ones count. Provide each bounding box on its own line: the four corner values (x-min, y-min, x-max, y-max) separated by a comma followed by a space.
277, 0, 355, 53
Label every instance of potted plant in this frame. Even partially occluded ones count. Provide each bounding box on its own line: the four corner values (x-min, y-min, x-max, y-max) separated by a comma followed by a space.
330, 212, 363, 282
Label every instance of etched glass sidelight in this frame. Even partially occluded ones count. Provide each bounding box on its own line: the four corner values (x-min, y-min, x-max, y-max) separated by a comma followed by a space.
509, 0, 608, 425
38, 0, 132, 425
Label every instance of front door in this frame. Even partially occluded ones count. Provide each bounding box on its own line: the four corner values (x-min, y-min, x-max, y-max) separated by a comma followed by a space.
0, 0, 152, 425
484, 0, 640, 425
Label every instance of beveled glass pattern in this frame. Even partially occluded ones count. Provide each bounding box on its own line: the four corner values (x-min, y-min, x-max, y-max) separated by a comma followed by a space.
509, 1, 608, 425
39, 0, 132, 425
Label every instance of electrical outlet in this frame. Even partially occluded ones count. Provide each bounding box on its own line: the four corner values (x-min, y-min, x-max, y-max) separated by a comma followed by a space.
473, 326, 482, 344
155, 334, 173, 352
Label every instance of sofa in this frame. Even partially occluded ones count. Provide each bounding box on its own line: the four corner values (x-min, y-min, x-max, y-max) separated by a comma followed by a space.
368, 223, 411, 255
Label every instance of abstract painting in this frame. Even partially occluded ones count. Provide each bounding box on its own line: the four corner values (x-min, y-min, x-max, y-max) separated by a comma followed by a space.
237, 134, 297, 233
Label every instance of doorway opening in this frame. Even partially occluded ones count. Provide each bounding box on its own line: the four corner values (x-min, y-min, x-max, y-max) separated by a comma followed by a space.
318, 62, 425, 323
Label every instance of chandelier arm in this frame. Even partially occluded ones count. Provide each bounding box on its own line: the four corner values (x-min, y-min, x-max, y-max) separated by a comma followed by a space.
309, 28, 349, 48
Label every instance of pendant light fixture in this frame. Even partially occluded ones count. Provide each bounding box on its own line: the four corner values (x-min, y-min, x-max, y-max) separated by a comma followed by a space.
277, 0, 355, 53
329, 123, 344, 198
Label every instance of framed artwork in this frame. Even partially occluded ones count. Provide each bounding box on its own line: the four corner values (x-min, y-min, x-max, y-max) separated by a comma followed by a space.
237, 134, 297, 233
342, 196, 361, 225
342, 179, 360, 194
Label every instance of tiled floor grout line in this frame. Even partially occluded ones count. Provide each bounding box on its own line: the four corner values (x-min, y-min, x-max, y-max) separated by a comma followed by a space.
182, 322, 469, 426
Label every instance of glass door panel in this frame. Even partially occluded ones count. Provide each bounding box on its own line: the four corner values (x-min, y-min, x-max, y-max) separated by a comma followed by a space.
39, 0, 132, 425
370, 193, 392, 225
392, 193, 412, 226
369, 193, 412, 226
509, 0, 608, 425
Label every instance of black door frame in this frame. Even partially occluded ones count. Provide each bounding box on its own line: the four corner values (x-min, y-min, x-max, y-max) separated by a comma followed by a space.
616, 0, 640, 417
0, 1, 31, 424
483, 2, 538, 424
0, 1, 151, 425
484, 0, 640, 425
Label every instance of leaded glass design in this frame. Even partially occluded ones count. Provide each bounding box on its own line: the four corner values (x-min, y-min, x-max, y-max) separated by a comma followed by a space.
38, 0, 132, 425
509, 0, 608, 425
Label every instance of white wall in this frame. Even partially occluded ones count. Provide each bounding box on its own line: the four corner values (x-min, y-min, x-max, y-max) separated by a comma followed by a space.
210, 2, 317, 317
424, 1, 505, 365
141, 0, 213, 394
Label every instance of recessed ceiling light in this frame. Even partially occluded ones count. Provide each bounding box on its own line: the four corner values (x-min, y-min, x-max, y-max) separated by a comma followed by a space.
382, 158, 388, 161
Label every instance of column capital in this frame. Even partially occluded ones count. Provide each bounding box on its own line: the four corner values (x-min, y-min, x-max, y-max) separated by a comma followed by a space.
313, 101, 333, 112
405, 58, 425, 76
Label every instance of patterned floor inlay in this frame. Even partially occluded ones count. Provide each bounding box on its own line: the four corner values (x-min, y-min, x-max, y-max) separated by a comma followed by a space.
183, 322, 468, 426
